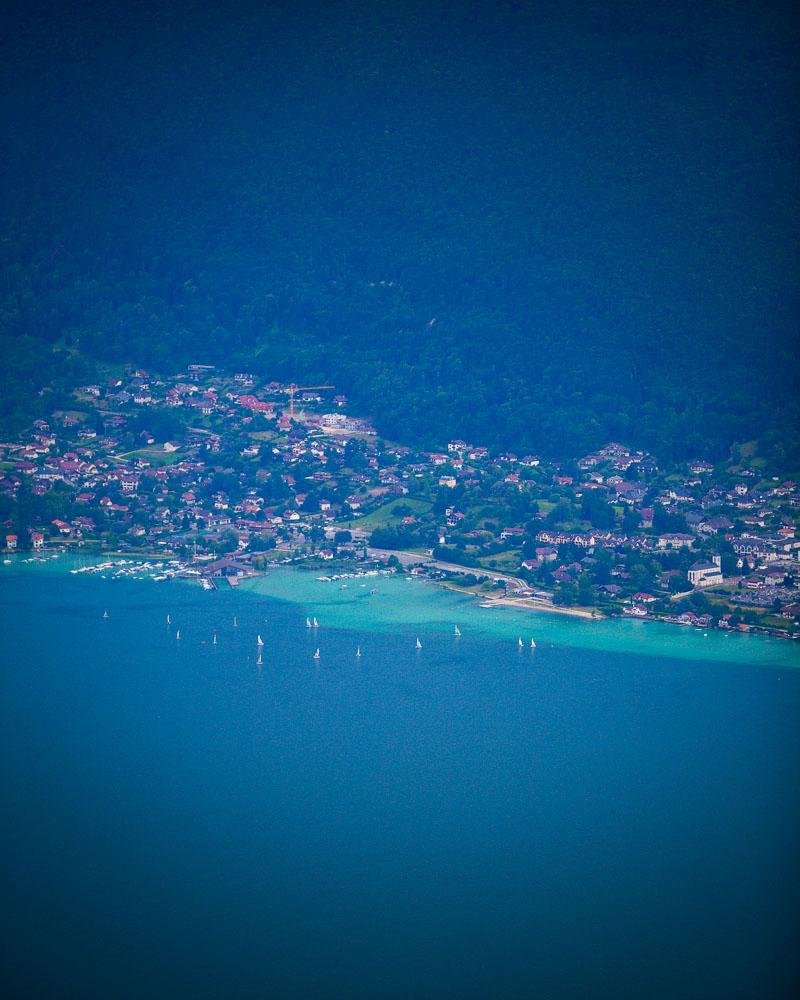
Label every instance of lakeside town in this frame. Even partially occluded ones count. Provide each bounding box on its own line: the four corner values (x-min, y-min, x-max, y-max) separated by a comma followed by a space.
1, 364, 799, 641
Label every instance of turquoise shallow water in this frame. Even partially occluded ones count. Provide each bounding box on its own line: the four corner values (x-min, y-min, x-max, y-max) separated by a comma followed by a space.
2, 556, 799, 998
243, 566, 800, 669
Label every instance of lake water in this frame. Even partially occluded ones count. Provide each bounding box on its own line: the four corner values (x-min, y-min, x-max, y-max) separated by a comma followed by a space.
2, 557, 799, 998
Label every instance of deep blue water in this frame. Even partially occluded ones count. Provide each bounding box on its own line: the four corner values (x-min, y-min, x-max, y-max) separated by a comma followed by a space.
2, 567, 799, 998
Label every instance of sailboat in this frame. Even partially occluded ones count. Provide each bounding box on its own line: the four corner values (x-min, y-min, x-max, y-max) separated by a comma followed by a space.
233, 616, 238, 628
518, 637, 523, 648
312, 617, 319, 628
306, 617, 312, 628
166, 613, 171, 626
176, 629, 181, 640
530, 639, 536, 649
416, 637, 422, 649
313, 648, 321, 660
212, 630, 217, 646
257, 634, 264, 647
454, 625, 461, 636
257, 649, 263, 666
356, 647, 361, 658
102, 609, 109, 619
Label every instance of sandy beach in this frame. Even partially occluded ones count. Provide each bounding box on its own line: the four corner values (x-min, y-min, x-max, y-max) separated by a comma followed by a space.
473, 595, 600, 620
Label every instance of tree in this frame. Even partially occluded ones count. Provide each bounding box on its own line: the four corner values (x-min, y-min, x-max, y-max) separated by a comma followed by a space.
577, 573, 595, 606
622, 506, 642, 534
555, 581, 577, 606
580, 491, 614, 529
344, 440, 367, 470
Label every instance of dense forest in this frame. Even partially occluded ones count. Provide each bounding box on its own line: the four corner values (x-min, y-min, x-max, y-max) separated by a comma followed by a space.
1, 0, 798, 464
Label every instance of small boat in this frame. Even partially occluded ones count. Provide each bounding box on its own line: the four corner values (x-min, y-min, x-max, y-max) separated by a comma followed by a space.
454, 625, 461, 636
313, 648, 321, 660
416, 638, 422, 650
102, 609, 109, 619
306, 617, 312, 628
518, 637, 523, 648
166, 613, 171, 626
313, 617, 319, 628
356, 647, 361, 658
257, 634, 264, 647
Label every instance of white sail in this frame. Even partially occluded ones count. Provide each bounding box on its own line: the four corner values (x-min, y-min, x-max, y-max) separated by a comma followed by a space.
166, 613, 171, 625
313, 617, 319, 628
356, 647, 361, 657
212, 631, 217, 645
176, 629, 181, 640
257, 634, 264, 646
102, 609, 109, 619
313, 648, 320, 659
530, 639, 536, 649
257, 649, 263, 666
518, 637, 523, 648
454, 625, 461, 636
416, 638, 422, 649
233, 616, 238, 627
306, 617, 312, 628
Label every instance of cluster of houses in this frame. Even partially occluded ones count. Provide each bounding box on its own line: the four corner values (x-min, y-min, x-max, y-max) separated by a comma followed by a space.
1, 366, 798, 637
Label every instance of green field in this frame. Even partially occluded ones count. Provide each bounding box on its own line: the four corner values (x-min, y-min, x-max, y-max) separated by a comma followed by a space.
336, 497, 432, 530
478, 549, 523, 571
112, 446, 184, 467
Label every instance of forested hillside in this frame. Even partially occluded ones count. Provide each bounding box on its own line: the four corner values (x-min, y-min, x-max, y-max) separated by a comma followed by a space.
2, 0, 798, 463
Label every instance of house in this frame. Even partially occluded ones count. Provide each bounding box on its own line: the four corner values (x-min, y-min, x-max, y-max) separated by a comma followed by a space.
438, 476, 457, 489
30, 531, 45, 549
657, 533, 695, 549
5, 534, 17, 550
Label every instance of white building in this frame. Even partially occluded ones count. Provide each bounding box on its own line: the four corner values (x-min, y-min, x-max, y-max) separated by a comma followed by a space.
688, 558, 723, 588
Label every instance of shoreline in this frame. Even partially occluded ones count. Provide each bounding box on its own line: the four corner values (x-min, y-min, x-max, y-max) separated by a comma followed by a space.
433, 578, 598, 619
6, 549, 797, 648
475, 594, 599, 620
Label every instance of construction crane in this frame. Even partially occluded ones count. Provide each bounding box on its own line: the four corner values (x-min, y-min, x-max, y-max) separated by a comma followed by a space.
287, 384, 335, 421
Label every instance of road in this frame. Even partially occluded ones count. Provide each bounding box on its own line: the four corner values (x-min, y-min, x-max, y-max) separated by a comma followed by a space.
366, 547, 528, 591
